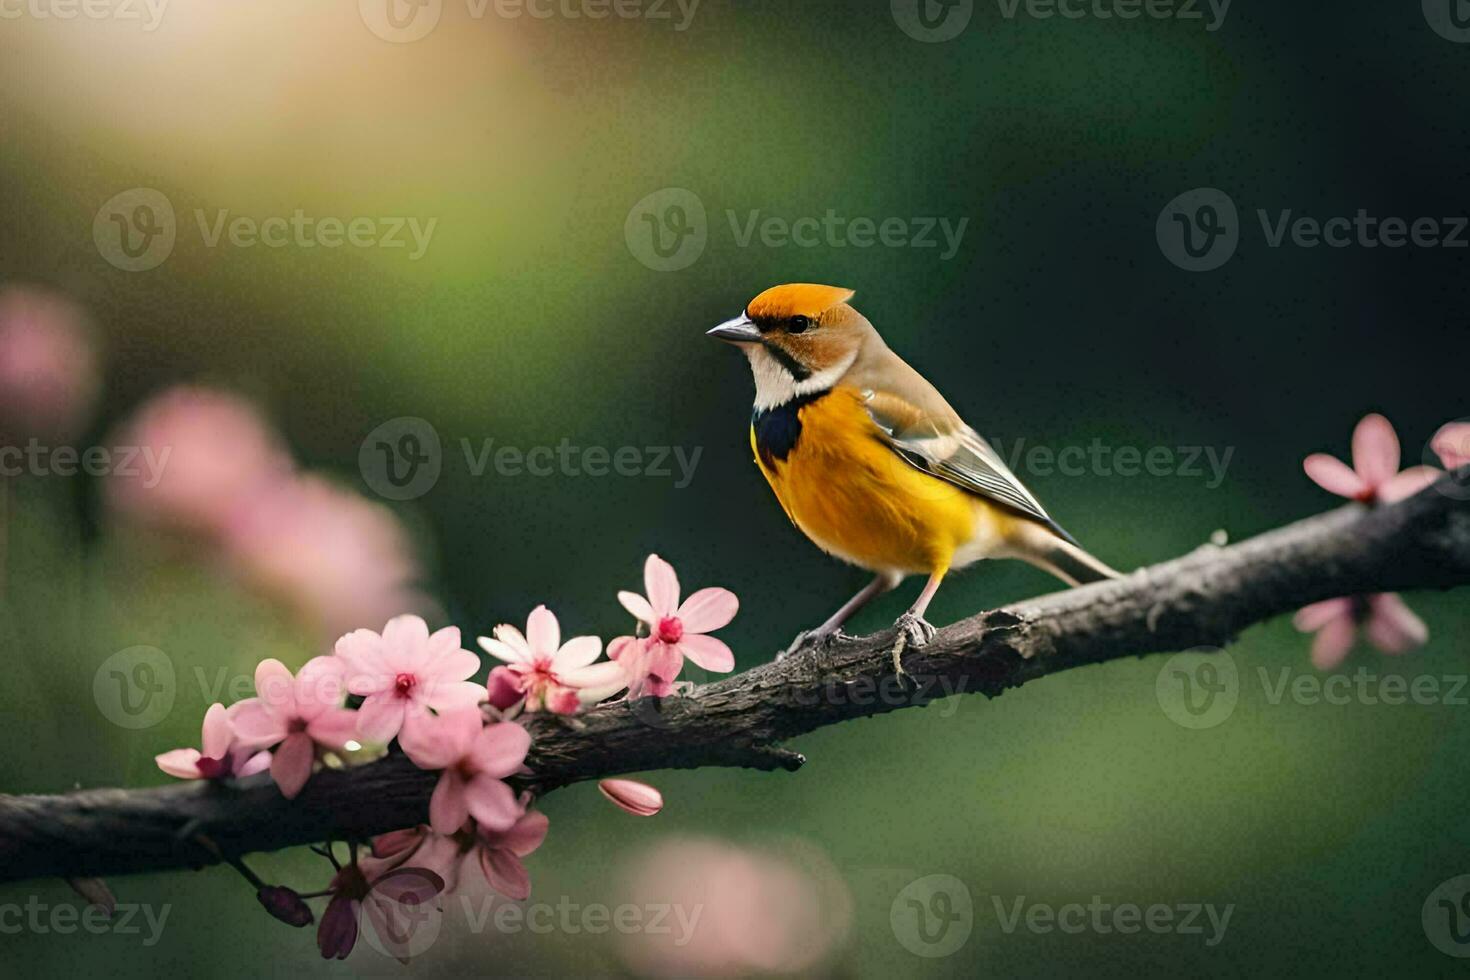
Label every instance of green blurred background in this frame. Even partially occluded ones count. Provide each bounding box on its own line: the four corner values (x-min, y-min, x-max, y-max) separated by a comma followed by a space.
2, 0, 1469, 975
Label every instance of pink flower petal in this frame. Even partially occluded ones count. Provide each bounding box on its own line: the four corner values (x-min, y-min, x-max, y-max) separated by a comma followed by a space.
644, 554, 680, 616
398, 707, 480, 770
382, 614, 432, 670
468, 722, 531, 778
1432, 422, 1470, 469
294, 655, 347, 720
253, 658, 296, 715
271, 732, 316, 799
478, 636, 527, 664
1365, 593, 1428, 654
333, 628, 385, 681
228, 698, 287, 750
677, 587, 739, 633
677, 634, 735, 673
491, 809, 549, 857
355, 692, 406, 744
155, 748, 203, 779
429, 770, 471, 835
237, 750, 273, 778
419, 679, 486, 714
1293, 597, 1353, 633
371, 827, 425, 861
201, 702, 233, 759
525, 605, 561, 658
618, 590, 656, 625
478, 847, 531, 900
486, 666, 525, 710
306, 708, 361, 751
1379, 466, 1441, 504
546, 687, 581, 714
316, 894, 359, 960
1303, 454, 1366, 499
646, 641, 684, 681
432, 648, 483, 683
551, 635, 603, 671
598, 778, 664, 816
1310, 616, 1356, 670
559, 660, 627, 690
464, 774, 521, 831
490, 624, 532, 662
1352, 413, 1399, 488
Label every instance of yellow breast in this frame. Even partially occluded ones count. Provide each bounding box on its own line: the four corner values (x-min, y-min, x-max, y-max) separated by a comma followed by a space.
750, 386, 1003, 576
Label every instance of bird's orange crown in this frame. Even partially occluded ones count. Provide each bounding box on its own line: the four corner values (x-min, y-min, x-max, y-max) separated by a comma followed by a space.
746, 283, 855, 322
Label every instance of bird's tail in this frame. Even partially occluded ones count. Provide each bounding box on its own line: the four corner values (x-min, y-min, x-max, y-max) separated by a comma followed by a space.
1008, 521, 1121, 586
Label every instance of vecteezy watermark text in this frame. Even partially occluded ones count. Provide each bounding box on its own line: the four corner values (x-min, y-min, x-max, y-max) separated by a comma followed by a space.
0, 898, 170, 946
358, 417, 702, 500
0, 0, 167, 29
989, 436, 1233, 488
359, 0, 700, 43
0, 440, 169, 484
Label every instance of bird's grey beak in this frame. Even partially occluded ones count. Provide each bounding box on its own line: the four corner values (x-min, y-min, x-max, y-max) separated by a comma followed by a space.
706, 313, 760, 344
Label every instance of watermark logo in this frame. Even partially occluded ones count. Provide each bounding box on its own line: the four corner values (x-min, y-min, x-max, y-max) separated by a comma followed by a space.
890, 874, 973, 958
1423, 0, 1470, 43
0, 898, 170, 944
360, 417, 443, 501
1156, 648, 1237, 729
93, 646, 175, 730
359, 868, 447, 961
995, 0, 1230, 31
94, 188, 176, 272
1156, 187, 1238, 272
625, 187, 707, 272
360, 0, 443, 43
891, 0, 973, 42
1423, 875, 1470, 957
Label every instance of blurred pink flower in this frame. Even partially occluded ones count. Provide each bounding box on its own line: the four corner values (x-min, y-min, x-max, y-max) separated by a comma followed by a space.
599, 778, 663, 817
1432, 421, 1470, 470
228, 657, 360, 799
223, 475, 431, 640
0, 285, 99, 443
317, 863, 445, 962
333, 614, 483, 746
396, 709, 530, 835
617, 837, 851, 978
1293, 593, 1428, 670
365, 810, 547, 900
155, 702, 270, 780
614, 555, 738, 696
106, 385, 292, 535
477, 605, 625, 714
1303, 413, 1439, 504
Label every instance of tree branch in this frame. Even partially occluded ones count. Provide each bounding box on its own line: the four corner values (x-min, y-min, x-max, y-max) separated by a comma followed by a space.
3, 474, 1469, 885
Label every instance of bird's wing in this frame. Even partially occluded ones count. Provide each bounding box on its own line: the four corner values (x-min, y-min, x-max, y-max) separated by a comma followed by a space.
861, 387, 1074, 542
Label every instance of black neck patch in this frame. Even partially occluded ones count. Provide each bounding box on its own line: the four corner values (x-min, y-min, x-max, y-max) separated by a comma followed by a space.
752, 389, 830, 466
761, 341, 812, 382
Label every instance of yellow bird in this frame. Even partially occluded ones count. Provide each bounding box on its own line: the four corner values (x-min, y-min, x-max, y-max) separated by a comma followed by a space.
708, 283, 1119, 663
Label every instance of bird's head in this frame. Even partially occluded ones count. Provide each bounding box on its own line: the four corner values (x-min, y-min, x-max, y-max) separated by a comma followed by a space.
707, 283, 873, 409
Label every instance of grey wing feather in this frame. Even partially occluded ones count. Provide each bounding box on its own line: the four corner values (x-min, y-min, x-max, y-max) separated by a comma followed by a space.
863, 394, 1079, 546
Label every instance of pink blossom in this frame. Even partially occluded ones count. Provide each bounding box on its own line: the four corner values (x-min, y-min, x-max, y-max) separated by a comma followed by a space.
614, 555, 738, 695
485, 666, 524, 711
228, 657, 361, 799
1293, 594, 1429, 670
224, 475, 431, 640
0, 285, 99, 443
365, 811, 548, 900
1303, 413, 1440, 504
105, 386, 292, 536
317, 863, 445, 961
477, 605, 625, 714
155, 702, 271, 780
397, 709, 531, 835
333, 615, 484, 746
616, 837, 852, 977
599, 778, 663, 817
1432, 421, 1470, 470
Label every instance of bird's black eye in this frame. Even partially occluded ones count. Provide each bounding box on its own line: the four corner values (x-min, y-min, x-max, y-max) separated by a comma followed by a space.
788, 315, 811, 334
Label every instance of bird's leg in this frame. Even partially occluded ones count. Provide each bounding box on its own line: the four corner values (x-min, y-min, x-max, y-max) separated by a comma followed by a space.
892, 569, 945, 681
779, 574, 896, 660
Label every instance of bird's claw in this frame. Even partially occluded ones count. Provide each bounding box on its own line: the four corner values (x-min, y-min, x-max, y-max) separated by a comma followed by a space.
777, 627, 849, 661
890, 612, 936, 683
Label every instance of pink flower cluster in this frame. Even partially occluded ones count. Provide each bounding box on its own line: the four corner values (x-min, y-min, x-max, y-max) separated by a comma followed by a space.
105, 386, 430, 640
1295, 413, 1462, 669
155, 554, 732, 959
